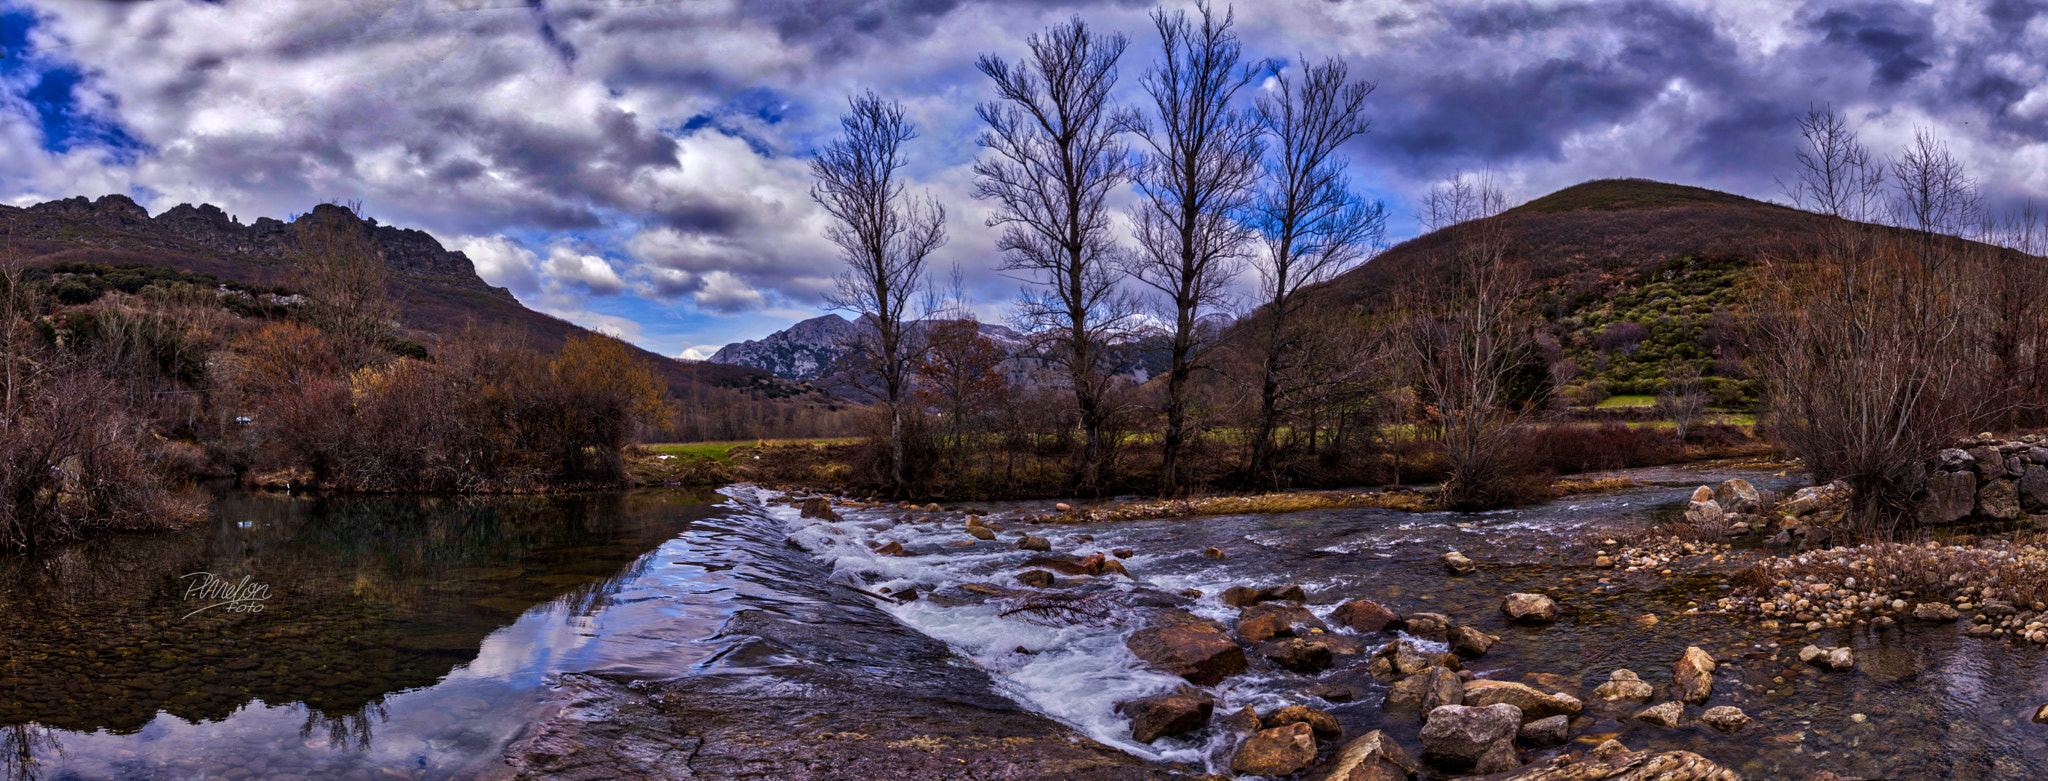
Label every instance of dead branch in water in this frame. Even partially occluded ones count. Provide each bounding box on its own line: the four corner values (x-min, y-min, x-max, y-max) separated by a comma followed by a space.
999, 592, 1127, 627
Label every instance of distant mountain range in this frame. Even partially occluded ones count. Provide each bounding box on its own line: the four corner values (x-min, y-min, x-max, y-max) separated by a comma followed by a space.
709, 312, 1218, 388
0, 194, 783, 396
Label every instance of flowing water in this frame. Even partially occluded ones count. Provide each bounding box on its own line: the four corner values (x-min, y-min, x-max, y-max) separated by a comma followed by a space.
2, 469, 2046, 779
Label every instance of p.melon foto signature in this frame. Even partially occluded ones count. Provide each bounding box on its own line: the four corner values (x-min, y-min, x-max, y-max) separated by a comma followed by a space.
180, 572, 271, 618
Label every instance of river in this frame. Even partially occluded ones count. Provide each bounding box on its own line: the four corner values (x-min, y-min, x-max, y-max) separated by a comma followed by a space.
1, 467, 2043, 779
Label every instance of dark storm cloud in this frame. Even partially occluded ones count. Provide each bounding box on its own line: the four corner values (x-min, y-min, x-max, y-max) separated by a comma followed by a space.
1808, 3, 1935, 86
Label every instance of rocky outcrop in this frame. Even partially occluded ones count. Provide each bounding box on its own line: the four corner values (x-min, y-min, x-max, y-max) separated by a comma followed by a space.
1420, 703, 1522, 774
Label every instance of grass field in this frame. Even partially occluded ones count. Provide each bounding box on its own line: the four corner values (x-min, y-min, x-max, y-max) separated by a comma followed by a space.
1595, 394, 1658, 408
643, 438, 858, 463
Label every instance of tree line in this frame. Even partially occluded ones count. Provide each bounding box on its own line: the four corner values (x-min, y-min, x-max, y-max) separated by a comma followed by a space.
812, 6, 2048, 529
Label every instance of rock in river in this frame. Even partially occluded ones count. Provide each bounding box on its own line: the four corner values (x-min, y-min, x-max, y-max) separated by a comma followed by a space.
1700, 705, 1751, 732
1333, 599, 1402, 634
1442, 550, 1477, 574
1233, 722, 1319, 777
1518, 715, 1569, 748
1402, 612, 1452, 643
1590, 669, 1653, 705
1914, 602, 1960, 621
1463, 679, 1582, 719
1449, 625, 1499, 658
1420, 703, 1522, 774
1267, 705, 1342, 738
1671, 646, 1715, 705
1799, 644, 1855, 671
1016, 535, 1051, 552
1313, 730, 1417, 781
1126, 623, 1247, 686
1115, 688, 1213, 744
1494, 745, 1740, 780
1633, 701, 1685, 728
1259, 637, 1335, 674
1502, 593, 1562, 623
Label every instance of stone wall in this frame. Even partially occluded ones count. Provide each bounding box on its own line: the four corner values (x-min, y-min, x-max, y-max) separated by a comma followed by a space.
1915, 434, 2048, 525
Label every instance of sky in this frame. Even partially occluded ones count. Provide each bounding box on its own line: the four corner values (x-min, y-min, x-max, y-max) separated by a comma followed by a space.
1, 0, 2044, 359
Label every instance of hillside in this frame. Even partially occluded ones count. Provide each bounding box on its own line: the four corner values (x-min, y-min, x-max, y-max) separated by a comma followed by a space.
709, 311, 1185, 390
0, 194, 783, 397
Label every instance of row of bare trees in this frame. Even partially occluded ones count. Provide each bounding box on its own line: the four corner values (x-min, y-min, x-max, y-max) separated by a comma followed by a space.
1757, 106, 2048, 536
814, 4, 1389, 497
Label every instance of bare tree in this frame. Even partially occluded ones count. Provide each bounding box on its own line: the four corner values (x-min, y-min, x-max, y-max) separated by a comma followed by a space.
974, 17, 1139, 492
812, 91, 947, 495
1656, 361, 1707, 442
1983, 201, 2048, 425
1756, 117, 1988, 537
1400, 175, 1539, 510
1125, 2, 1263, 494
1243, 56, 1385, 485
293, 204, 397, 369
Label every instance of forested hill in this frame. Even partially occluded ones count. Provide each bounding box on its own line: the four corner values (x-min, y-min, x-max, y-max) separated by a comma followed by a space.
0, 194, 777, 396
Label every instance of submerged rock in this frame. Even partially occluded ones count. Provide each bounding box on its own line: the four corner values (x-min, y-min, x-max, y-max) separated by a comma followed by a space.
1115, 687, 1214, 744
1502, 593, 1562, 623
1233, 722, 1319, 777
1313, 730, 1417, 781
1420, 703, 1522, 774
1633, 701, 1685, 728
1799, 645, 1855, 671
1017, 570, 1054, 588
799, 496, 840, 520
1590, 670, 1654, 705
1016, 535, 1051, 552
1126, 623, 1247, 686
1700, 705, 1751, 732
1443, 550, 1477, 574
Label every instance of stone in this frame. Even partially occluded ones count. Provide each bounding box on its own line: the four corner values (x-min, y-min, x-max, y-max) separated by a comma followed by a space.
2034, 704, 2048, 724
1518, 715, 1569, 748
1690, 485, 1715, 503
1126, 624, 1248, 685
1017, 535, 1051, 552
1914, 602, 1961, 621
1232, 722, 1319, 777
1714, 478, 1761, 514
1980, 478, 2023, 521
967, 526, 996, 540
1238, 612, 1295, 643
1017, 570, 1054, 588
1261, 584, 1309, 603
1918, 470, 1977, 526
799, 496, 840, 520
1443, 550, 1477, 574
1502, 593, 1562, 623
1240, 603, 1331, 641
1700, 705, 1750, 732
1306, 684, 1356, 703
1218, 705, 1262, 736
1221, 586, 1262, 607
1267, 705, 1343, 738
1387, 674, 1434, 711
1494, 748, 1740, 780
1590, 670, 1653, 705
1315, 730, 1418, 781
874, 541, 907, 556
1115, 688, 1214, 743
1799, 645, 1854, 671
1449, 625, 1498, 658
1332, 599, 1402, 633
1401, 612, 1452, 643
2024, 466, 2048, 513
1671, 646, 1715, 705
1260, 638, 1335, 674
1971, 446, 2009, 480
1420, 703, 1522, 774
1023, 556, 1091, 576
1420, 667, 1465, 713
1202, 546, 1226, 559
1684, 500, 1723, 526
1054, 502, 1073, 512
1379, 640, 1460, 677
1111, 547, 1134, 558
1098, 559, 1130, 578
1633, 701, 1685, 727
1462, 679, 1583, 719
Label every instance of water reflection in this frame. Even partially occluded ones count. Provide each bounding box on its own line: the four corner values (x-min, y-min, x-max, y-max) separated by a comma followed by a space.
0, 488, 717, 779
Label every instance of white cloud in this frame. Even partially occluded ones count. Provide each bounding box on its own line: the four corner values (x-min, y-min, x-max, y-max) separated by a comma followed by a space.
694, 270, 767, 314
450, 234, 543, 295
541, 246, 628, 295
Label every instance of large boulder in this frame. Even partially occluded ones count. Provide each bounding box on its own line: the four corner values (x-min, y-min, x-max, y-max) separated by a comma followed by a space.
1671, 647, 1715, 705
1502, 593, 1562, 623
1333, 599, 1402, 633
2021, 465, 2048, 512
1462, 680, 1583, 719
1495, 746, 1740, 780
1115, 688, 1214, 743
1420, 703, 1522, 774
1589, 669, 1654, 705
1126, 624, 1247, 686
1313, 730, 1418, 781
1980, 478, 2023, 521
1232, 722, 1320, 777
1918, 470, 1977, 525
1713, 479, 1761, 514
